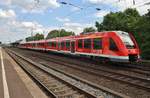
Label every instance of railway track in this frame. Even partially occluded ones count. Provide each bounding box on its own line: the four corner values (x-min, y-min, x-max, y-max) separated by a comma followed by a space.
9, 48, 150, 91
35, 56, 150, 91
12, 48, 150, 76
19, 48, 150, 76
6, 49, 128, 98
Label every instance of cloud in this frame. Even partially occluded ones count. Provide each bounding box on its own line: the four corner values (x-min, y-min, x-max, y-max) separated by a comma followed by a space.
56, 17, 70, 22
95, 10, 110, 17
21, 21, 43, 29
0, 0, 11, 5
87, 0, 150, 15
0, 17, 44, 43
0, 9, 16, 18
43, 22, 94, 35
71, 7, 81, 12
0, 0, 60, 13
87, 0, 118, 4
48, 0, 60, 8
62, 22, 94, 34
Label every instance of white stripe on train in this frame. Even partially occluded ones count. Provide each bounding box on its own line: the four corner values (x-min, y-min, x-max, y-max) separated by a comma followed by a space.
24, 47, 130, 62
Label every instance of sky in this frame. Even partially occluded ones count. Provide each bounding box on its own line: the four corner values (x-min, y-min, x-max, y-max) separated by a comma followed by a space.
0, 0, 150, 43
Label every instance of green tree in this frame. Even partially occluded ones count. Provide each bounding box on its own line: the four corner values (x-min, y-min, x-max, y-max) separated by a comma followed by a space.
139, 11, 150, 59
34, 33, 44, 41
82, 27, 96, 34
26, 33, 44, 42
46, 29, 75, 39
95, 8, 150, 59
96, 8, 140, 32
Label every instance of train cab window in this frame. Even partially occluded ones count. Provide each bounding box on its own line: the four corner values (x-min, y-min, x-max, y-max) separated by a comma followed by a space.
117, 31, 135, 49
66, 41, 70, 48
93, 38, 102, 49
78, 39, 82, 48
84, 39, 91, 49
109, 38, 118, 51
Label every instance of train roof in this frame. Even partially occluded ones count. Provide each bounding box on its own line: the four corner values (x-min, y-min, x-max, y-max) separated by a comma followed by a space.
20, 31, 127, 44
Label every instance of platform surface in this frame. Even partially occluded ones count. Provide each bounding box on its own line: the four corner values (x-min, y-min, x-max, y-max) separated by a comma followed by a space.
0, 48, 33, 98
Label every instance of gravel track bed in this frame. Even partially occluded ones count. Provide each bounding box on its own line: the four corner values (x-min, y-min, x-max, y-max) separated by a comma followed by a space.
9, 48, 150, 98
8, 50, 122, 98
31, 58, 150, 98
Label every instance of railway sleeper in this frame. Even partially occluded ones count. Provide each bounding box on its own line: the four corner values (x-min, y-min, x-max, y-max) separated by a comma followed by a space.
47, 83, 62, 88
50, 84, 67, 91
117, 76, 127, 80
47, 81, 62, 85
57, 91, 78, 98
54, 87, 73, 94
51, 86, 70, 92
73, 94, 86, 98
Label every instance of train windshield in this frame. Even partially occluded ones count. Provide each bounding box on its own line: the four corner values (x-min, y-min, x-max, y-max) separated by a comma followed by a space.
117, 31, 135, 49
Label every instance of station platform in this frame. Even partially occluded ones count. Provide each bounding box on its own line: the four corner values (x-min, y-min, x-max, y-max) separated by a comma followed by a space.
0, 47, 48, 98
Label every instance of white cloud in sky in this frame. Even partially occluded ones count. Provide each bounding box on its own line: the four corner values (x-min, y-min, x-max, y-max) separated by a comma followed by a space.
0, 0, 60, 13
0, 0, 11, 5
87, 0, 150, 15
56, 17, 70, 22
71, 7, 81, 12
48, 0, 60, 8
21, 21, 43, 29
0, 9, 16, 18
0, 0, 150, 43
41, 22, 94, 36
0, 10, 44, 43
87, 0, 118, 4
63, 22, 93, 35
95, 10, 110, 17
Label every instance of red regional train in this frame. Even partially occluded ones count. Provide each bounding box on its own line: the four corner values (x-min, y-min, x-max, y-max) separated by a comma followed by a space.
19, 31, 140, 62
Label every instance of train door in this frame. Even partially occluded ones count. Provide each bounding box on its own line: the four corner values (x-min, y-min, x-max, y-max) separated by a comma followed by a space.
71, 41, 75, 53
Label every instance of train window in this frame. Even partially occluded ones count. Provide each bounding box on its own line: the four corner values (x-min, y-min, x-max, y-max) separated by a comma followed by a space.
84, 39, 91, 49
93, 38, 102, 49
58, 42, 61, 48
32, 43, 35, 47
53, 42, 56, 47
39, 43, 44, 46
35, 43, 37, 47
78, 39, 82, 48
66, 41, 70, 48
109, 38, 118, 51
37, 43, 39, 46
34, 43, 37, 47
61, 41, 65, 48
48, 42, 52, 47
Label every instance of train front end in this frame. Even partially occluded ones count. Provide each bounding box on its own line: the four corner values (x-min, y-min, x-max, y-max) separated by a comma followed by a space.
117, 31, 140, 62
